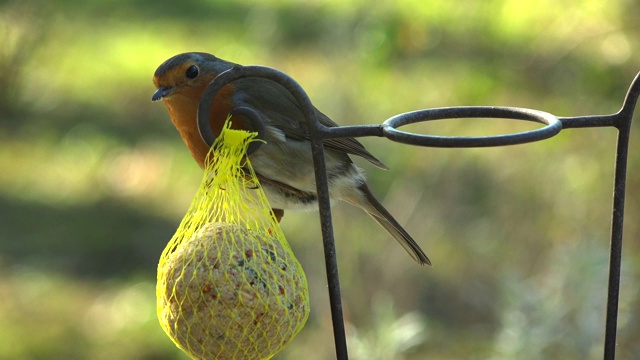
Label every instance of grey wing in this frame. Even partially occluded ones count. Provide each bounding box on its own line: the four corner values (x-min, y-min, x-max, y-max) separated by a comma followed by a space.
234, 77, 388, 169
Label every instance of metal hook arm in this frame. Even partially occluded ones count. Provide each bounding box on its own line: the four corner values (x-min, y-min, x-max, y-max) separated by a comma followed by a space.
196, 67, 266, 155
192, 64, 640, 360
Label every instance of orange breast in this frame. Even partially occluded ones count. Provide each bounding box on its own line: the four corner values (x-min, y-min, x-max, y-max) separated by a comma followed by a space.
164, 82, 236, 169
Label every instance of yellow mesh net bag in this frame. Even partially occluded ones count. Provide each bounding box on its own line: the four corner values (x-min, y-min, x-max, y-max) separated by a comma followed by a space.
156, 121, 310, 360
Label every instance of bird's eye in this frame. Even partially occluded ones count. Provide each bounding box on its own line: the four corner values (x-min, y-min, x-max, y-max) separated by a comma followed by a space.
185, 65, 199, 79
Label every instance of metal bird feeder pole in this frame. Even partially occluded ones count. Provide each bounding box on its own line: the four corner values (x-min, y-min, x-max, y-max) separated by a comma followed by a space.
198, 66, 640, 360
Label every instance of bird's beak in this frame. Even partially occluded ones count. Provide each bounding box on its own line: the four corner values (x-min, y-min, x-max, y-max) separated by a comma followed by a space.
152, 87, 174, 102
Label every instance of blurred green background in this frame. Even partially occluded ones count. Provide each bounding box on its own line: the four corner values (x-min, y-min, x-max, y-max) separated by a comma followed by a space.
1, 0, 639, 359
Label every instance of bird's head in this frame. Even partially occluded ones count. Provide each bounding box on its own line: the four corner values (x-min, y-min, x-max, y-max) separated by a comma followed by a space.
152, 52, 234, 103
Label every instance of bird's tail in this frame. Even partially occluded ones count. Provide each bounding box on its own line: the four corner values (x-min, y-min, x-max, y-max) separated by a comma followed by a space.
349, 183, 431, 266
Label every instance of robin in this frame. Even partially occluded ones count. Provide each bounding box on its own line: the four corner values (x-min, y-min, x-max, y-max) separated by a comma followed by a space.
152, 52, 431, 266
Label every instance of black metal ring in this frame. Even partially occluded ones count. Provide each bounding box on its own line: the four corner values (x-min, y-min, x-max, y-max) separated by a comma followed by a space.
382, 106, 562, 147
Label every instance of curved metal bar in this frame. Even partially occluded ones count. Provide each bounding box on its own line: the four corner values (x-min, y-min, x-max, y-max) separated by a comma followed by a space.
229, 107, 266, 154
192, 64, 313, 131
197, 74, 226, 148
615, 71, 640, 128
196, 67, 266, 155
198, 65, 350, 359
382, 106, 562, 147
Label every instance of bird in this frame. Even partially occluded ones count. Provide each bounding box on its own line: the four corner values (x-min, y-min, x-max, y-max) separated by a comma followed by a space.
152, 52, 431, 266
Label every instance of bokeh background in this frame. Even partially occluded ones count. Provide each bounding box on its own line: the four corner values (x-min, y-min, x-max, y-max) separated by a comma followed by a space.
1, 0, 639, 359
